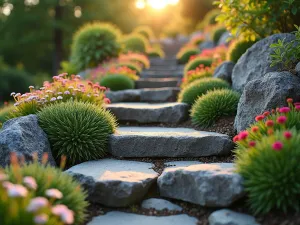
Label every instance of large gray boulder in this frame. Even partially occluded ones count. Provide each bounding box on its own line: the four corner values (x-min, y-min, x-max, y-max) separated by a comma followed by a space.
213, 61, 235, 84
296, 62, 300, 76
234, 71, 300, 132
232, 33, 295, 92
209, 209, 260, 225
66, 159, 158, 207
158, 163, 245, 207
0, 115, 55, 167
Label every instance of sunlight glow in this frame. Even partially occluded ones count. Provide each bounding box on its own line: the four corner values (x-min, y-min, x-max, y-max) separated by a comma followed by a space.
167, 0, 179, 5
135, 0, 146, 9
147, 0, 168, 10
136, 0, 179, 10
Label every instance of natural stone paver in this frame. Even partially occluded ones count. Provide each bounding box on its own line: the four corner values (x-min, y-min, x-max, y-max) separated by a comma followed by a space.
66, 159, 157, 207
141, 72, 183, 79
141, 198, 183, 211
106, 88, 180, 103
234, 71, 300, 132
209, 209, 260, 225
0, 115, 56, 167
232, 33, 295, 92
107, 103, 189, 124
165, 161, 202, 168
296, 62, 300, 76
158, 163, 245, 207
136, 78, 180, 88
109, 127, 233, 158
88, 211, 198, 225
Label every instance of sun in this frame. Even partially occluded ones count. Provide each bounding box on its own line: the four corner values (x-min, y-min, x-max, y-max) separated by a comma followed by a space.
147, 0, 168, 10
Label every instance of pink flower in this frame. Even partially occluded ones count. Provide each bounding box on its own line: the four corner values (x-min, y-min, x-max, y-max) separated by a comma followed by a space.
27, 197, 49, 212
295, 105, 300, 111
50, 97, 57, 102
263, 111, 270, 117
272, 141, 283, 151
287, 98, 293, 103
45, 189, 63, 199
7, 184, 28, 198
104, 98, 111, 104
23, 176, 37, 190
277, 116, 287, 124
52, 205, 74, 224
64, 91, 70, 95
249, 141, 256, 147
255, 115, 265, 122
284, 131, 292, 140
233, 135, 239, 142
251, 126, 259, 133
279, 107, 290, 113
238, 131, 248, 140
265, 120, 274, 127
34, 214, 49, 224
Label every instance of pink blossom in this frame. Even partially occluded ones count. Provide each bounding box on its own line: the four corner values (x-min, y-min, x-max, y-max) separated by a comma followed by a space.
265, 120, 274, 127
27, 197, 49, 212
296, 105, 300, 111
238, 131, 249, 140
23, 176, 37, 190
52, 204, 74, 224
277, 116, 287, 124
284, 131, 292, 140
64, 91, 71, 95
272, 141, 283, 151
279, 107, 290, 113
34, 214, 49, 224
255, 115, 265, 122
45, 189, 63, 199
249, 141, 256, 147
50, 97, 57, 102
7, 184, 28, 197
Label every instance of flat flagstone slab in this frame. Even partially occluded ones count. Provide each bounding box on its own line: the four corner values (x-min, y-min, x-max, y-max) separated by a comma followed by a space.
165, 161, 202, 168
88, 211, 198, 225
109, 127, 234, 158
141, 72, 183, 79
141, 198, 183, 211
136, 78, 180, 88
107, 103, 189, 124
66, 159, 158, 207
158, 163, 245, 207
209, 209, 260, 225
106, 88, 180, 103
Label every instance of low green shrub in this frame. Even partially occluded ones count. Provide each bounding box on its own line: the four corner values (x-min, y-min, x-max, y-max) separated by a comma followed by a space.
116, 62, 142, 75
178, 78, 230, 105
0, 68, 32, 102
227, 39, 257, 63
184, 57, 213, 75
100, 74, 134, 91
147, 48, 165, 58
122, 34, 149, 53
191, 89, 240, 127
0, 104, 14, 128
2, 160, 88, 225
38, 101, 117, 166
134, 26, 155, 40
212, 27, 227, 44
181, 67, 214, 88
176, 48, 201, 64
235, 129, 300, 214
70, 23, 121, 71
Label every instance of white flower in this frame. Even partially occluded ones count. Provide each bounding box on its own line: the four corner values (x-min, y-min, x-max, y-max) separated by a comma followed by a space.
34, 214, 49, 224
57, 92, 63, 95
52, 205, 74, 224
10, 92, 16, 96
14, 93, 21, 97
75, 75, 81, 78
23, 176, 37, 190
7, 184, 28, 198
27, 197, 49, 212
64, 91, 70, 95
29, 86, 34, 89
57, 96, 63, 100
45, 189, 63, 199
46, 90, 53, 93
14, 102, 20, 107
40, 87, 45, 90
50, 97, 57, 102
68, 86, 74, 89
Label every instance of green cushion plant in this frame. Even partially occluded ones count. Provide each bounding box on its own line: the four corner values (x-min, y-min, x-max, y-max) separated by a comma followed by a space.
212, 27, 227, 44
178, 78, 230, 105
191, 89, 240, 127
100, 74, 135, 91
184, 57, 213, 75
122, 34, 149, 53
133, 26, 155, 40
176, 48, 201, 64
70, 22, 121, 71
38, 101, 117, 166
227, 39, 257, 63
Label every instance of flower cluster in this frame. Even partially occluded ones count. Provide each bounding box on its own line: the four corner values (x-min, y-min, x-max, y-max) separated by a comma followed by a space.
10, 73, 109, 118
0, 171, 75, 225
118, 53, 150, 69
191, 45, 227, 63
181, 65, 214, 88
189, 34, 205, 46
89, 65, 139, 81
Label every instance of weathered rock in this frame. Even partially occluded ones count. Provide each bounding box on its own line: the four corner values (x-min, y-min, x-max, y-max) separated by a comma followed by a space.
218, 32, 231, 46
136, 78, 180, 88
107, 103, 189, 124
209, 209, 260, 225
234, 71, 300, 132
232, 33, 295, 92
296, 62, 300, 76
109, 127, 234, 158
0, 115, 56, 167
141, 198, 183, 211
199, 41, 215, 50
165, 161, 202, 168
158, 163, 245, 207
88, 212, 198, 225
106, 88, 180, 103
213, 61, 235, 84
66, 159, 158, 207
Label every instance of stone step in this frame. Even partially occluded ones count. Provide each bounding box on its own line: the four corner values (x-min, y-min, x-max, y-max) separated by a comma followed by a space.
158, 163, 245, 207
106, 87, 180, 103
66, 159, 157, 207
209, 209, 259, 225
109, 127, 234, 158
88, 212, 198, 225
135, 78, 180, 88
141, 71, 183, 79
107, 103, 189, 124
150, 58, 177, 66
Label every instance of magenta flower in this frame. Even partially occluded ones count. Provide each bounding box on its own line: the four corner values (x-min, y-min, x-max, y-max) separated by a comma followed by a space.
27, 197, 49, 212
272, 141, 283, 151
23, 176, 37, 190
265, 120, 274, 127
34, 214, 49, 224
296, 105, 300, 111
255, 115, 265, 122
279, 107, 290, 113
277, 116, 287, 124
238, 131, 249, 140
284, 131, 292, 140
249, 141, 256, 147
45, 189, 63, 199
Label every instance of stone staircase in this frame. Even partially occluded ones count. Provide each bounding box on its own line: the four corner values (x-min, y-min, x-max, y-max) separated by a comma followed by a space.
67, 55, 256, 225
